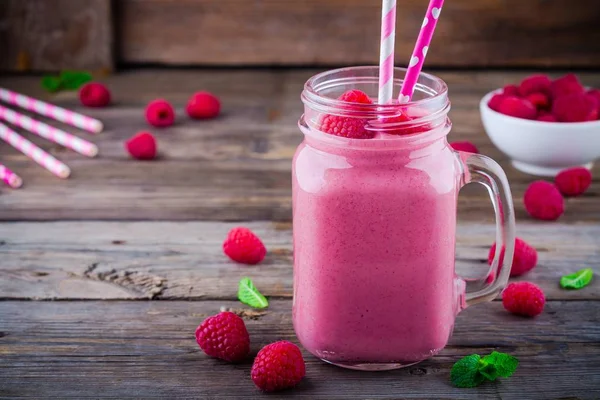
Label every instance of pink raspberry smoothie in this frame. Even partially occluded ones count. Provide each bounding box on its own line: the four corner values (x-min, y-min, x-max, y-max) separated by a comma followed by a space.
292, 124, 464, 367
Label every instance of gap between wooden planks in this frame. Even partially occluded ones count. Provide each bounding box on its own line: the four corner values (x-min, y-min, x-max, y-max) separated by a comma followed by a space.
1, 221, 598, 301
0, 300, 599, 399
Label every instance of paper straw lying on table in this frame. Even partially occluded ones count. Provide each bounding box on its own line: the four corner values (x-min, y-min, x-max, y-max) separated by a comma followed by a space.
0, 105, 98, 157
0, 87, 103, 134
0, 163, 23, 188
398, 0, 444, 102
0, 122, 71, 179
377, 0, 397, 104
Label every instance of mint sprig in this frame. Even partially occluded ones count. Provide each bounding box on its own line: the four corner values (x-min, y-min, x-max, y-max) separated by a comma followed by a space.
451, 351, 518, 388
41, 70, 92, 93
560, 268, 593, 290
237, 277, 269, 309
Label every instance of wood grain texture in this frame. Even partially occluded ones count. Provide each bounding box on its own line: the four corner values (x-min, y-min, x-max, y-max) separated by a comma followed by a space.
1, 221, 598, 301
0, 70, 599, 222
118, 0, 600, 67
0, 0, 113, 72
1, 300, 599, 399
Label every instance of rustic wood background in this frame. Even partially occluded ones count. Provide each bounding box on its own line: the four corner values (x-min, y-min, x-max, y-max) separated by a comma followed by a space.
1, 69, 599, 398
1, 0, 600, 71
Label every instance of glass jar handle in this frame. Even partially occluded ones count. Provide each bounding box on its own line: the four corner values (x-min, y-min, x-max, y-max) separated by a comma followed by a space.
456, 151, 516, 308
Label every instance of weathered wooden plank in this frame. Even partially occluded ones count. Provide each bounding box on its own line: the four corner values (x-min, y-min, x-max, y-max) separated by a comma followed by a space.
1, 221, 598, 301
0, 71, 598, 221
117, 0, 600, 68
0, 0, 113, 72
0, 300, 599, 399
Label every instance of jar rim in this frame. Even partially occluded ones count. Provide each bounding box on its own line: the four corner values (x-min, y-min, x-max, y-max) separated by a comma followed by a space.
301, 66, 449, 118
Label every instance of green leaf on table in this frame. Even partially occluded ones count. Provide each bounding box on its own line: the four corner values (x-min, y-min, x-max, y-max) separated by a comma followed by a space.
451, 354, 486, 388
237, 277, 269, 309
560, 268, 593, 290
59, 70, 93, 90
451, 351, 518, 388
41, 75, 62, 92
481, 351, 519, 378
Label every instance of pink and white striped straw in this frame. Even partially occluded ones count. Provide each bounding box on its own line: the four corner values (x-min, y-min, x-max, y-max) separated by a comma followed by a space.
398, 0, 444, 102
0, 164, 23, 188
0, 122, 71, 179
0, 105, 98, 158
0, 87, 103, 134
377, 0, 397, 104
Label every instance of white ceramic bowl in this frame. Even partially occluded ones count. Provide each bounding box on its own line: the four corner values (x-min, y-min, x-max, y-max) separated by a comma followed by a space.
480, 90, 600, 177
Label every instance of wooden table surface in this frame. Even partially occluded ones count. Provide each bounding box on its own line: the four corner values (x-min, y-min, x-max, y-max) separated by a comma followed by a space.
1, 69, 599, 399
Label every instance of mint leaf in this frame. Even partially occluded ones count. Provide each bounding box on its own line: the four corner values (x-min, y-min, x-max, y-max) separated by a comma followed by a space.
41, 76, 62, 92
560, 268, 593, 290
451, 352, 518, 388
451, 354, 486, 388
59, 70, 92, 90
481, 351, 518, 378
237, 277, 268, 309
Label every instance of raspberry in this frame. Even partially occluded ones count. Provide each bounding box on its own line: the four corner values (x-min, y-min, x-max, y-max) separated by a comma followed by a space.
320, 115, 373, 139
223, 227, 267, 265
186, 91, 221, 120
550, 74, 585, 99
523, 181, 564, 221
339, 89, 373, 104
146, 99, 175, 127
488, 93, 506, 112
251, 341, 305, 392
488, 237, 538, 277
319, 90, 374, 139
497, 96, 537, 120
554, 167, 592, 197
450, 141, 479, 153
518, 74, 552, 97
526, 92, 550, 110
195, 312, 250, 362
125, 132, 157, 160
502, 282, 545, 317
537, 113, 557, 123
502, 85, 520, 97
79, 82, 111, 107
552, 93, 598, 123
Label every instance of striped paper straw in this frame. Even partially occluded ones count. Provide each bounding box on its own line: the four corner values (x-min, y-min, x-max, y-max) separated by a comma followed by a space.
0, 105, 98, 157
378, 0, 397, 104
398, 0, 444, 103
0, 122, 71, 179
0, 164, 23, 188
0, 87, 103, 134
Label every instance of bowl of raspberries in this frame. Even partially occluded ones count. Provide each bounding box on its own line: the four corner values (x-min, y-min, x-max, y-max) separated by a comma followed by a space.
480, 73, 600, 177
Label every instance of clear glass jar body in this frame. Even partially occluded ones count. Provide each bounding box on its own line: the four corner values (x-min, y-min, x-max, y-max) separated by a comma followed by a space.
292, 67, 516, 370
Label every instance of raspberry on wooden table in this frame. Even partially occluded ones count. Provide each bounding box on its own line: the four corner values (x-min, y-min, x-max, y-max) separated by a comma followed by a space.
125, 132, 157, 160
195, 311, 250, 362
488, 237, 538, 277
145, 99, 175, 127
502, 282, 545, 317
79, 82, 111, 107
523, 181, 564, 221
251, 341, 306, 392
555, 167, 592, 197
186, 91, 221, 119
223, 227, 267, 265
